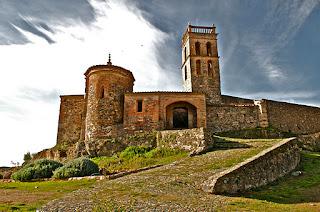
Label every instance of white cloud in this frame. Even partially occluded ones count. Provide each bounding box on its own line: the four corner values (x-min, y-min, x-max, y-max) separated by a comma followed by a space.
0, 0, 169, 166
245, 0, 319, 83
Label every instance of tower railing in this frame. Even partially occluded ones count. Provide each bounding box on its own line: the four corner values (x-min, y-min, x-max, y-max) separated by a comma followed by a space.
188, 25, 215, 34
182, 24, 217, 46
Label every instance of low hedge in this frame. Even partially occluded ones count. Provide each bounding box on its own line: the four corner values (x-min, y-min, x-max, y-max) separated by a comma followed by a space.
11, 159, 62, 182
53, 157, 99, 179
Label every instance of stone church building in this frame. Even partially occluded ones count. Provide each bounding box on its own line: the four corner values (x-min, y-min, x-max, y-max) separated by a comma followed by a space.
57, 24, 320, 148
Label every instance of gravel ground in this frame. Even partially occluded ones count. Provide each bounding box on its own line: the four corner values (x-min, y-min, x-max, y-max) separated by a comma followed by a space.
40, 139, 278, 211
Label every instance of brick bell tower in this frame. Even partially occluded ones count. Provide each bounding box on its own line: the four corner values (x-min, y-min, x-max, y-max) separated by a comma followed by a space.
181, 24, 221, 104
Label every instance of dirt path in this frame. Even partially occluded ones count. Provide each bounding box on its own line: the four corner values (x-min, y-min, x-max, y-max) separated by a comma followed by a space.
40, 140, 278, 211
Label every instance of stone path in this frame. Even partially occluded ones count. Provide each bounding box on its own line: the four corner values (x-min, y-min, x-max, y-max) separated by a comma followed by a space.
40, 139, 279, 211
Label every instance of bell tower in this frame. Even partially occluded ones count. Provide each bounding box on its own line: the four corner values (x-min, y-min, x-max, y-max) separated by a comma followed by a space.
181, 24, 221, 104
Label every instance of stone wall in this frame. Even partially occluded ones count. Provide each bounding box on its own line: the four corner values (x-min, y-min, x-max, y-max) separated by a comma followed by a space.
298, 132, 320, 152
157, 128, 213, 155
203, 138, 300, 194
182, 25, 221, 104
206, 105, 260, 132
221, 95, 254, 105
264, 99, 320, 134
84, 65, 134, 141
56, 95, 85, 148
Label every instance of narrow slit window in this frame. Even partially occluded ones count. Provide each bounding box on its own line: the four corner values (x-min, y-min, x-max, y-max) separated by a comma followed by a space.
208, 60, 213, 77
195, 42, 200, 55
137, 100, 143, 112
184, 66, 188, 80
184, 47, 187, 61
206, 42, 212, 56
196, 60, 201, 75
100, 87, 104, 98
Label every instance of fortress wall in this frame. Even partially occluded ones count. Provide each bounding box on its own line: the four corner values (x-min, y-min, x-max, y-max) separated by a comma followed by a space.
57, 95, 85, 147
206, 105, 260, 132
297, 132, 320, 152
203, 138, 300, 194
265, 100, 320, 134
221, 95, 255, 105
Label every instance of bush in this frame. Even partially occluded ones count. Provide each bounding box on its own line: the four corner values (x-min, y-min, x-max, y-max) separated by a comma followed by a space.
53, 157, 99, 179
0, 173, 3, 179
145, 148, 183, 158
119, 146, 151, 160
11, 159, 62, 182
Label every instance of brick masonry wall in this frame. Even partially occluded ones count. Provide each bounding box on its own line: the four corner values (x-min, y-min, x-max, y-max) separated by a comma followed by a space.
124, 92, 206, 132
206, 105, 260, 132
157, 128, 213, 155
56, 95, 85, 148
124, 94, 160, 132
203, 138, 300, 194
265, 100, 320, 134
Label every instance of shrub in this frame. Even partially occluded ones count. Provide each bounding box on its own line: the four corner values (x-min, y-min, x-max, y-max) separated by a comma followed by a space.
0, 173, 3, 179
119, 146, 151, 160
11, 159, 62, 182
53, 157, 99, 179
145, 148, 183, 158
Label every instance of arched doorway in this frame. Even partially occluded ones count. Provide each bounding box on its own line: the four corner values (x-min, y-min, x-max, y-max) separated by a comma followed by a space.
166, 102, 197, 129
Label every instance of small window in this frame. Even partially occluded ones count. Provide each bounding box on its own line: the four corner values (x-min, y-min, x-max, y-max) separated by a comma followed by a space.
137, 100, 143, 112
195, 42, 200, 55
184, 47, 187, 61
206, 42, 212, 56
208, 60, 213, 77
100, 87, 104, 98
196, 60, 201, 75
184, 66, 188, 80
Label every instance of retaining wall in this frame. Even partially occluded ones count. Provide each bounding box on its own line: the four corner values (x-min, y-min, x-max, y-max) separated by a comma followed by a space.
157, 128, 213, 155
298, 132, 320, 152
203, 138, 300, 194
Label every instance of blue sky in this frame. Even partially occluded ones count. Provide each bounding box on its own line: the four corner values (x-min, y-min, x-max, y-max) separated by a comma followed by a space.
0, 0, 319, 166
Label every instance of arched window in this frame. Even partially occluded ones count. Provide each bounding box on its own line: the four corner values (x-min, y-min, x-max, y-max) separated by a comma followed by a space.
195, 42, 200, 55
184, 66, 188, 80
184, 47, 187, 61
196, 60, 201, 75
206, 42, 212, 56
100, 87, 105, 98
208, 60, 213, 77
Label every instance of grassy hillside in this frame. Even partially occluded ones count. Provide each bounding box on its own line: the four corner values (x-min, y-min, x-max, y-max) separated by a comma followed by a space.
2, 138, 320, 211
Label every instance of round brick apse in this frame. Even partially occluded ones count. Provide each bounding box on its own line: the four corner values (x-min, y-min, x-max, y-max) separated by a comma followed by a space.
84, 64, 135, 141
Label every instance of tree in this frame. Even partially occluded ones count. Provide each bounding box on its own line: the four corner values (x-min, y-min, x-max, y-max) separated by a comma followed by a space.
23, 152, 32, 164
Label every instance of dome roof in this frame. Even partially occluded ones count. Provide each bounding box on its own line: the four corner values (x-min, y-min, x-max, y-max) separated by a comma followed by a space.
84, 56, 135, 81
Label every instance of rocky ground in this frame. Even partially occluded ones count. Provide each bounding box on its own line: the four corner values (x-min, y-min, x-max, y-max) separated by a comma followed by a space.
40, 139, 280, 211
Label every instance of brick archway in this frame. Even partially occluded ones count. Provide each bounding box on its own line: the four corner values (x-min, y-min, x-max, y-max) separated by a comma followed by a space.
166, 101, 197, 129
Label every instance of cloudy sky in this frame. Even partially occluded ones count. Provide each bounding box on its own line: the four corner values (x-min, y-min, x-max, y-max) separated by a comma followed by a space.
0, 0, 319, 166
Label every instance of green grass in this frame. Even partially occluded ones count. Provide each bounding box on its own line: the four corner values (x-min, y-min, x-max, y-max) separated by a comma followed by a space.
218, 151, 320, 211
0, 179, 96, 211
215, 127, 297, 139
91, 147, 188, 174
243, 152, 320, 203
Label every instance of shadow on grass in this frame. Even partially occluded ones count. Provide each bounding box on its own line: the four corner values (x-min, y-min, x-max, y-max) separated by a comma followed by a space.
212, 137, 252, 150
236, 152, 320, 204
